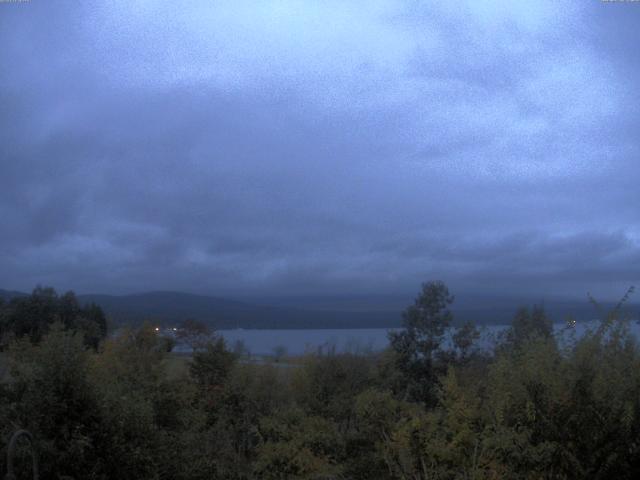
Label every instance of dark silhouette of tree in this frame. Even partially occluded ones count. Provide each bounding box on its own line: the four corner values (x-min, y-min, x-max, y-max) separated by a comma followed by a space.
452, 320, 480, 361
388, 280, 454, 405
190, 337, 236, 393
506, 304, 553, 349
0, 286, 108, 349
175, 318, 211, 353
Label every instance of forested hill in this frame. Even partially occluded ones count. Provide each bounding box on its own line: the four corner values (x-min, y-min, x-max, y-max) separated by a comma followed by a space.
1, 289, 637, 329
77, 291, 398, 329
6, 289, 400, 329
246, 294, 639, 327
0, 289, 640, 329
0, 289, 27, 302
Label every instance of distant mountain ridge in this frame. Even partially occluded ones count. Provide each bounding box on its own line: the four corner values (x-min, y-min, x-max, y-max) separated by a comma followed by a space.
0, 289, 28, 302
1, 289, 399, 329
1, 288, 637, 329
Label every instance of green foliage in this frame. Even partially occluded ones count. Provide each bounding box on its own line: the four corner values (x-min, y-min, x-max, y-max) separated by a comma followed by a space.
176, 319, 212, 353
291, 350, 374, 426
452, 321, 481, 361
2, 283, 640, 479
1, 325, 103, 479
505, 305, 553, 349
190, 337, 237, 390
0, 286, 107, 349
388, 280, 455, 404
254, 408, 343, 479
88, 323, 169, 479
350, 389, 418, 479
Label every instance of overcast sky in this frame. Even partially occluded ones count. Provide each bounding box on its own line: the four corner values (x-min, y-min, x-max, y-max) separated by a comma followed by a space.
1, 0, 639, 299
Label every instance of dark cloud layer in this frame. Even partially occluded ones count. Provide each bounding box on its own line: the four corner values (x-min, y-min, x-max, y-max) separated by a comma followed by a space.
1, 1, 639, 299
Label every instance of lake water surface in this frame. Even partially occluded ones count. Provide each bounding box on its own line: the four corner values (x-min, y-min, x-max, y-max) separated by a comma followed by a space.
202, 320, 640, 356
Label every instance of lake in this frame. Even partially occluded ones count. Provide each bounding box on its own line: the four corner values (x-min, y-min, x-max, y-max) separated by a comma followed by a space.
183, 320, 640, 356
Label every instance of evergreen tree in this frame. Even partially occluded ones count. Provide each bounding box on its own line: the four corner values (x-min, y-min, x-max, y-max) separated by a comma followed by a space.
388, 280, 454, 405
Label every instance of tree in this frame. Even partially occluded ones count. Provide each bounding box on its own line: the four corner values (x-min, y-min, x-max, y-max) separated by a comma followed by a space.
388, 280, 454, 405
232, 339, 249, 358
1, 286, 58, 343
272, 345, 287, 363
175, 318, 212, 353
506, 304, 553, 349
3, 325, 103, 479
89, 323, 174, 479
452, 321, 480, 361
190, 337, 237, 393
80, 302, 108, 348
292, 351, 373, 426
0, 286, 107, 348
254, 408, 343, 480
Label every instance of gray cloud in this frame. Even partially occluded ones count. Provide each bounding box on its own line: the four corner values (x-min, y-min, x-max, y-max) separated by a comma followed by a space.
1, 0, 639, 299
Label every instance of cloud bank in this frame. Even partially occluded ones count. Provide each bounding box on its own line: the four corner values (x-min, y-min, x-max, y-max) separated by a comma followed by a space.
1, 1, 639, 299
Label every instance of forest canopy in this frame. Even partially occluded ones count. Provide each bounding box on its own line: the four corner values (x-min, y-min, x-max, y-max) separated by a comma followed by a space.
0, 286, 107, 349
0, 282, 639, 479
